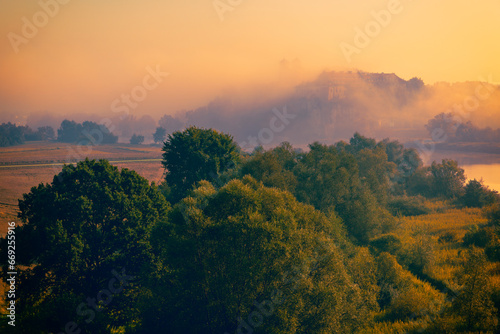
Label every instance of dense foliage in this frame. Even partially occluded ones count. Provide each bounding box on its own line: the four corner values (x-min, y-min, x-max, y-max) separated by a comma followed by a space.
1, 128, 500, 333
161, 126, 240, 203
1, 159, 169, 333
139, 177, 377, 333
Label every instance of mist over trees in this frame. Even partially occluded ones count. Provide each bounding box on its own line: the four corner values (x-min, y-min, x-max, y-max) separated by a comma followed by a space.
0, 123, 26, 147
166, 72, 499, 147
426, 112, 500, 143
153, 127, 167, 144
158, 114, 184, 134
57, 120, 118, 144
24, 126, 55, 141
115, 115, 156, 142
4, 70, 499, 149
0, 122, 55, 147
0, 119, 120, 147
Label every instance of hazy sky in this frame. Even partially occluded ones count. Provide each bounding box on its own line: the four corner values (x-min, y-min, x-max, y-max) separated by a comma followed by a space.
1, 0, 499, 118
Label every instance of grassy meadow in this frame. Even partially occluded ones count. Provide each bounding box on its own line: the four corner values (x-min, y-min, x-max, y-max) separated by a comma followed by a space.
0, 142, 164, 235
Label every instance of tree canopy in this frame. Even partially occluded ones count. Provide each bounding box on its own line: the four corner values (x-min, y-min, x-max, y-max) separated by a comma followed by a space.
153, 127, 167, 144
161, 126, 240, 202
1, 129, 499, 333
139, 177, 376, 333
1, 159, 169, 333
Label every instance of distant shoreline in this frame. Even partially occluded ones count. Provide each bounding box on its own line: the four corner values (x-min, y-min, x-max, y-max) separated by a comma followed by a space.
404, 141, 500, 165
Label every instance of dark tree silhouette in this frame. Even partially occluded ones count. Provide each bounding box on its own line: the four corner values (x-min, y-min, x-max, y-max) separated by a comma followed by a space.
130, 133, 145, 145
153, 127, 167, 144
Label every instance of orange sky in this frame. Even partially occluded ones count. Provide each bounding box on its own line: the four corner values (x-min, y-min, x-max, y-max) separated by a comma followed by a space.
1, 0, 499, 118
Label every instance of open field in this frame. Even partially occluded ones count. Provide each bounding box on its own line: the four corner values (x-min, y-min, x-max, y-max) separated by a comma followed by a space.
0, 141, 162, 165
0, 142, 164, 236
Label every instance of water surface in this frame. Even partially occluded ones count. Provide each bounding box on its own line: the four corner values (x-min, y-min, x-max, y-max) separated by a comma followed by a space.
462, 164, 500, 192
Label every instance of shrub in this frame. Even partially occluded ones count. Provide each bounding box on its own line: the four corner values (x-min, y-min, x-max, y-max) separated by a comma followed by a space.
487, 204, 500, 227
385, 282, 443, 321
462, 226, 495, 248
130, 133, 145, 144
376, 254, 444, 322
370, 234, 403, 255
485, 242, 500, 262
460, 179, 499, 208
451, 247, 498, 332
438, 231, 461, 244
387, 195, 432, 216
399, 235, 436, 275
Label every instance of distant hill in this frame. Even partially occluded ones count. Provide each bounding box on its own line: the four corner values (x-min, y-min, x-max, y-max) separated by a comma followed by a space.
177, 71, 500, 149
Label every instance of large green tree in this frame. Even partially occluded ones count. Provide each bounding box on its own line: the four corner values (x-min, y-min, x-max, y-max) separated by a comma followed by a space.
381, 139, 422, 194
0, 159, 169, 333
293, 142, 391, 242
161, 126, 240, 202
138, 177, 377, 333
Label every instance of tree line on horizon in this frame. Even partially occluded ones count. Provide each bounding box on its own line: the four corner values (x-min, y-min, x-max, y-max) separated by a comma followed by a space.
426, 112, 500, 144
2, 126, 500, 333
0, 122, 55, 147
0, 118, 177, 147
3, 101, 500, 149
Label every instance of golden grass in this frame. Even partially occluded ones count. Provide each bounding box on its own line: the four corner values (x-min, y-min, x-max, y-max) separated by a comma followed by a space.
394, 207, 488, 289
359, 319, 427, 334
397, 207, 487, 239
368, 205, 493, 332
